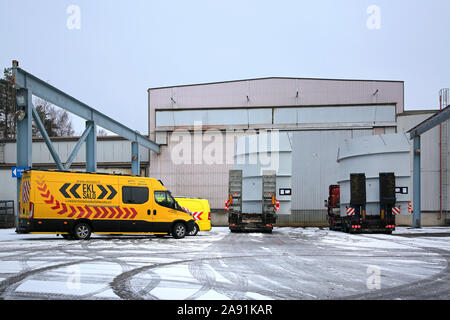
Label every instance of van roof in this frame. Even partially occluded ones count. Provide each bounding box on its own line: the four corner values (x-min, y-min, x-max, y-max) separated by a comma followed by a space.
25, 169, 140, 178
174, 196, 206, 200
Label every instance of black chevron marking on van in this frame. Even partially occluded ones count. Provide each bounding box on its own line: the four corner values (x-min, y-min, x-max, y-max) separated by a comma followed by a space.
107, 185, 117, 200
97, 185, 108, 200
70, 184, 81, 199
59, 183, 71, 198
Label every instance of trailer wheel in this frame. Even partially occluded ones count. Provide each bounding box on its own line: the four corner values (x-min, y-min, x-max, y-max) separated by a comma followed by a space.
73, 223, 92, 240
344, 223, 350, 233
172, 223, 187, 239
329, 221, 335, 231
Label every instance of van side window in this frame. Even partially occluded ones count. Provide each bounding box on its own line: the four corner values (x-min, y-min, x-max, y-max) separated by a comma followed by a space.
155, 191, 176, 209
122, 186, 149, 204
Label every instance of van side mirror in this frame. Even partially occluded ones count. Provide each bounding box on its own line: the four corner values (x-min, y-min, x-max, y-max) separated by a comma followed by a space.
324, 200, 328, 208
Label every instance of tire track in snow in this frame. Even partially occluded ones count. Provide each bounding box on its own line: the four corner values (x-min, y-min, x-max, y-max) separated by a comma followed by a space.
0, 259, 99, 300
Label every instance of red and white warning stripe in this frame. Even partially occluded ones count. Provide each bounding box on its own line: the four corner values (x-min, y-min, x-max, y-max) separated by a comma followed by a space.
22, 181, 30, 203
392, 207, 401, 216
182, 207, 204, 221
346, 207, 355, 216
192, 212, 203, 220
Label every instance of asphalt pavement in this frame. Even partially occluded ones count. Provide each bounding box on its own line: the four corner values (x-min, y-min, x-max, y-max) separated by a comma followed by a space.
0, 227, 449, 300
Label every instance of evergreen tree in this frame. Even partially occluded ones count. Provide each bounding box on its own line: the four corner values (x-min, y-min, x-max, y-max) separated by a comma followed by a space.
0, 68, 75, 138
0, 68, 17, 139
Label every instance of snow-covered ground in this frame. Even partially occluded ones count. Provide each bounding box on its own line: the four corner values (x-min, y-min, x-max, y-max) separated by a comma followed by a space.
0, 227, 449, 300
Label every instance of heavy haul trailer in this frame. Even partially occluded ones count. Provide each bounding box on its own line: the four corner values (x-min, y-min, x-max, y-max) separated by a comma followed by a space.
17, 170, 196, 239
327, 173, 397, 234
226, 170, 278, 233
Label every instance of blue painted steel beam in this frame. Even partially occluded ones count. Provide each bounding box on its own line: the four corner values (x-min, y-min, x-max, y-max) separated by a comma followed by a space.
16, 88, 33, 227
409, 104, 450, 139
16, 88, 33, 168
131, 141, 140, 176
13, 67, 160, 153
85, 121, 97, 173
31, 106, 64, 170
413, 136, 421, 228
64, 123, 93, 170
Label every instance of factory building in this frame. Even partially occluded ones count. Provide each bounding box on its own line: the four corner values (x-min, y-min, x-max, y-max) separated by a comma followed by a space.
147, 77, 420, 226
0, 78, 447, 227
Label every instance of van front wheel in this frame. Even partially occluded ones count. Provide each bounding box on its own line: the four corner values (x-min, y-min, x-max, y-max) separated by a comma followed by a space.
172, 223, 187, 239
73, 223, 92, 240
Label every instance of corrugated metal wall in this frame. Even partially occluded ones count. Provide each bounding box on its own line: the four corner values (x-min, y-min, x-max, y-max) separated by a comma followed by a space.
278, 129, 373, 226
149, 78, 404, 112
149, 77, 406, 226
397, 112, 440, 212
1, 138, 149, 165
150, 131, 246, 209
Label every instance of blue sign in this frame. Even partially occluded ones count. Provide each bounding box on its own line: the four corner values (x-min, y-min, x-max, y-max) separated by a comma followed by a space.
12, 167, 30, 178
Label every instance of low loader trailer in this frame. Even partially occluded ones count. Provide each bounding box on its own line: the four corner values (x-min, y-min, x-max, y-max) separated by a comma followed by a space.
226, 170, 279, 233
326, 173, 400, 234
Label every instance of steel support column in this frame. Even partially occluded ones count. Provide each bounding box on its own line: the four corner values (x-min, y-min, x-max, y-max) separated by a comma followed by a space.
16, 88, 33, 226
31, 106, 64, 170
65, 124, 93, 170
131, 141, 140, 176
85, 121, 97, 172
413, 136, 421, 228
16, 89, 33, 167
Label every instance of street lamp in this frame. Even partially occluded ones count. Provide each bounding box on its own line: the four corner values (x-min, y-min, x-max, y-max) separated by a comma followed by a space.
15, 88, 28, 121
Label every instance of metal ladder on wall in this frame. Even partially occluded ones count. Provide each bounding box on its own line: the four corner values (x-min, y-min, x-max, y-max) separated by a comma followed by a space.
262, 170, 277, 214
228, 170, 243, 214
440, 89, 449, 223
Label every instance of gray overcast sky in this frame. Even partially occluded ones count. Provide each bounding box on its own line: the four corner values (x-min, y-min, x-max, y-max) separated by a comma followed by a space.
1, 0, 449, 135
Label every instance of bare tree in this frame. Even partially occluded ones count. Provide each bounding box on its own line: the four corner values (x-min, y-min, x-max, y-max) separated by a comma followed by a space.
33, 97, 75, 137
1, 68, 75, 138
97, 128, 108, 137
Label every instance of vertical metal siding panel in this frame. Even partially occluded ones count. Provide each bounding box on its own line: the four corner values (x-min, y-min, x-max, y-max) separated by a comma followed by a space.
351, 129, 373, 139
4, 143, 16, 163
291, 130, 354, 225
149, 79, 404, 111
0, 170, 17, 201
249, 78, 299, 107
150, 131, 242, 210
397, 113, 440, 212
248, 109, 272, 126
422, 127, 440, 211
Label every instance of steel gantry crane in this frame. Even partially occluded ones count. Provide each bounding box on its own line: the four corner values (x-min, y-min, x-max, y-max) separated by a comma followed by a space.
11, 60, 160, 223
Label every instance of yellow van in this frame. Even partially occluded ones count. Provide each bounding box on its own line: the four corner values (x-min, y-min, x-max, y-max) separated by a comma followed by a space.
17, 170, 196, 240
175, 197, 212, 236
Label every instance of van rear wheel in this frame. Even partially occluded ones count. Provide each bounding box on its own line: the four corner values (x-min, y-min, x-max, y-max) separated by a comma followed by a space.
172, 223, 186, 239
73, 223, 92, 240
188, 224, 199, 236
